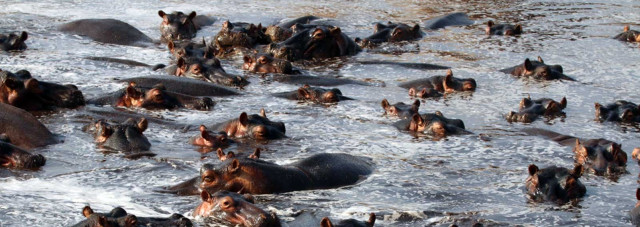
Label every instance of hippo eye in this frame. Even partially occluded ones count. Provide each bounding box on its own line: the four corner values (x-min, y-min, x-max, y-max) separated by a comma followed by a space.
203, 176, 214, 183
191, 65, 201, 74
313, 31, 325, 39
258, 57, 269, 65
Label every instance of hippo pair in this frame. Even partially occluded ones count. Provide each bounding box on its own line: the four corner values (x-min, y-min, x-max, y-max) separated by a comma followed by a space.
595, 100, 640, 123
399, 69, 476, 98
1, 69, 85, 111
526, 164, 586, 204
0, 31, 28, 51
72, 206, 192, 227
266, 24, 361, 61
195, 190, 376, 227
506, 96, 567, 123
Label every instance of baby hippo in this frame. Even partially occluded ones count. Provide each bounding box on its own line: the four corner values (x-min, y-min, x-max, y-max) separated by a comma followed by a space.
595, 100, 640, 123
273, 85, 352, 104
506, 96, 567, 123
72, 205, 192, 227
614, 25, 640, 42
381, 99, 420, 119
89, 118, 151, 152
500, 56, 574, 81
355, 22, 422, 48
0, 31, 28, 51
194, 190, 281, 227
243, 54, 293, 74
190, 125, 234, 150
399, 69, 476, 98
486, 20, 522, 36
525, 164, 586, 204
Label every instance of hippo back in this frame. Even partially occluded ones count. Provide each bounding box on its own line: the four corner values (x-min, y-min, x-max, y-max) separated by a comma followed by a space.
0, 103, 57, 149
424, 12, 474, 30
293, 153, 374, 189
122, 77, 239, 97
59, 19, 152, 46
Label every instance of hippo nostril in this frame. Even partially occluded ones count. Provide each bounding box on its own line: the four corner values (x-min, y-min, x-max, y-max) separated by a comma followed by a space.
220, 196, 234, 210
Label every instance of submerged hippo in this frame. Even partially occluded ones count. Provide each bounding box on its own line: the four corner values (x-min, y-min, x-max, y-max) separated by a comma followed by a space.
631, 189, 640, 225
268, 74, 381, 87
355, 22, 422, 48
121, 76, 239, 97
320, 214, 376, 227
158, 10, 215, 43
190, 125, 234, 150
168, 39, 216, 63
59, 19, 152, 46
523, 128, 628, 176
72, 206, 192, 227
506, 96, 567, 123
273, 85, 352, 103
614, 25, 640, 42
0, 103, 58, 149
87, 118, 151, 152
0, 69, 85, 111
381, 99, 420, 119
394, 113, 469, 137
595, 100, 640, 123
423, 12, 474, 30
264, 15, 320, 43
194, 190, 280, 227
88, 82, 214, 111
175, 57, 248, 87
213, 21, 269, 51
486, 21, 522, 36
0, 140, 46, 169
243, 54, 293, 74
398, 69, 476, 98
267, 25, 360, 61
525, 164, 586, 204
500, 56, 574, 81
0, 31, 28, 51
210, 109, 286, 141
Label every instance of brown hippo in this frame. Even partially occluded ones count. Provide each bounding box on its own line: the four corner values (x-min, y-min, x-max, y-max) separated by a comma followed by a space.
381, 99, 420, 119
263, 15, 320, 43
194, 190, 280, 227
394, 113, 469, 137
0, 139, 46, 169
486, 21, 522, 36
273, 85, 352, 104
267, 25, 361, 61
158, 10, 215, 43
506, 96, 567, 123
356, 22, 422, 48
525, 164, 586, 204
210, 109, 286, 141
72, 206, 192, 227
190, 125, 234, 150
59, 19, 152, 46
398, 69, 476, 98
523, 128, 628, 176
500, 56, 575, 81
121, 76, 239, 97
630, 189, 640, 226
0, 103, 58, 149
614, 25, 640, 42
0, 69, 85, 111
595, 100, 640, 123
242, 54, 293, 74
0, 31, 28, 51
87, 118, 151, 152
175, 57, 249, 87
87, 82, 214, 111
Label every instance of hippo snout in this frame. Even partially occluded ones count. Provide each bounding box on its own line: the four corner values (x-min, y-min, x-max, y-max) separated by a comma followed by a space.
25, 154, 46, 168
196, 97, 215, 110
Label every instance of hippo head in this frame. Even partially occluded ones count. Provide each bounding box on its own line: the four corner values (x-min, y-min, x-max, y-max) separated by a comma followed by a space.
92, 118, 151, 152
0, 70, 84, 111
214, 21, 266, 49
158, 10, 197, 42
573, 140, 627, 174
515, 57, 567, 80
0, 31, 28, 51
168, 39, 216, 61
242, 54, 293, 74
297, 85, 347, 103
269, 25, 357, 61
191, 125, 233, 149
381, 99, 420, 118
408, 87, 443, 98
525, 164, 585, 203
442, 69, 476, 93
409, 113, 451, 137
194, 190, 280, 227
506, 111, 535, 123
176, 58, 248, 87
388, 23, 422, 42
222, 110, 286, 140
320, 213, 376, 227
0, 140, 46, 169
486, 21, 522, 36
264, 25, 293, 43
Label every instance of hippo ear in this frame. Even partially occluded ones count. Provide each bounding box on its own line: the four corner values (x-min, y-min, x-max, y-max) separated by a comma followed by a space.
320, 217, 334, 227
523, 58, 533, 71
412, 99, 420, 112
18, 31, 28, 42
381, 99, 390, 110
226, 151, 236, 159
158, 10, 166, 18
572, 164, 583, 178
239, 112, 249, 127
527, 164, 539, 176
82, 206, 94, 218
216, 148, 226, 160
560, 97, 567, 109
622, 109, 634, 121
243, 55, 252, 64
168, 41, 175, 53
367, 213, 376, 226
419, 88, 429, 98
98, 216, 109, 226
249, 148, 261, 160
514, 24, 522, 34
408, 88, 417, 97
519, 97, 532, 109
412, 24, 420, 34
200, 190, 212, 202
137, 118, 148, 133
229, 159, 241, 173
200, 125, 209, 135
411, 113, 423, 126
242, 194, 255, 203
24, 78, 41, 93
124, 215, 138, 226
443, 69, 454, 91
260, 108, 266, 118
537, 56, 544, 64
434, 111, 444, 117
152, 83, 166, 91
298, 87, 311, 99
0, 133, 9, 143
186, 11, 196, 22
373, 23, 384, 33
329, 26, 342, 36
624, 25, 630, 32
487, 20, 494, 28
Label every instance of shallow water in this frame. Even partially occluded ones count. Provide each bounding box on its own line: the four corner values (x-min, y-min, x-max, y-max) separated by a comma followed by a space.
1, 0, 640, 226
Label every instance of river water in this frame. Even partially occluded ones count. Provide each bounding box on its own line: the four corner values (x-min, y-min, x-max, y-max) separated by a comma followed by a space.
1, 0, 640, 226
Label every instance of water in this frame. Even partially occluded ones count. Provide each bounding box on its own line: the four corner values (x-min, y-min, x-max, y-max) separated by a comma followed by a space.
1, 0, 640, 226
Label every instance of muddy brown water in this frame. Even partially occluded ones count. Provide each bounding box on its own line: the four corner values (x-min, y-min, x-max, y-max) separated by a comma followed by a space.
1, 0, 640, 226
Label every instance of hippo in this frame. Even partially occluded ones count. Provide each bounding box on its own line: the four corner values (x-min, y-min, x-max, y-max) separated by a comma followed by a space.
522, 128, 628, 176
215, 148, 261, 161
194, 190, 281, 227
394, 113, 469, 137
423, 12, 474, 30
595, 100, 640, 123
0, 103, 58, 149
0, 69, 85, 111
167, 39, 216, 63
613, 25, 640, 42
506, 96, 567, 123
355, 22, 422, 48
525, 164, 586, 204
0, 31, 28, 51
59, 19, 152, 46
264, 15, 320, 43
500, 56, 574, 81
87, 118, 151, 152
87, 82, 214, 111
121, 76, 239, 97
381, 99, 420, 119
630, 189, 640, 226
243, 54, 293, 74
398, 69, 476, 98
268, 74, 381, 87
72, 206, 192, 227
320, 214, 376, 227
0, 140, 46, 169
175, 57, 248, 87
273, 85, 352, 103
210, 109, 286, 141
213, 21, 269, 51
267, 25, 361, 61
190, 125, 234, 150
158, 10, 215, 43
486, 21, 522, 36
